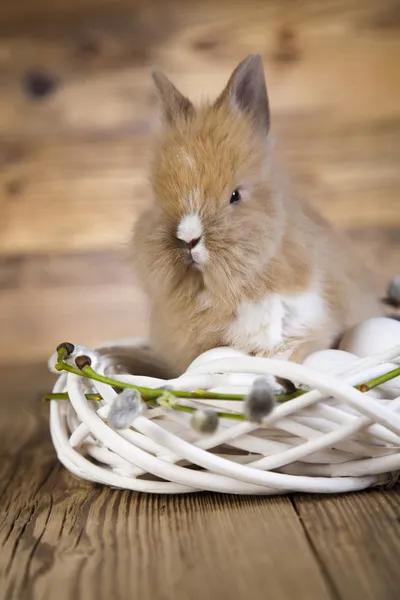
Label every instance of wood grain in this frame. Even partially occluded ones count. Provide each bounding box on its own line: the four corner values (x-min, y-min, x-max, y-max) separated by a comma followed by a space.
0, 0, 399, 136
0, 251, 150, 363
1, 360, 400, 599
0, 230, 397, 365
292, 491, 400, 600
0, 122, 399, 256
0, 363, 335, 600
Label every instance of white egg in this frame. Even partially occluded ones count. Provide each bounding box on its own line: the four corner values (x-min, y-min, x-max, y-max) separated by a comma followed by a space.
187, 347, 246, 371
302, 349, 359, 374
339, 317, 400, 358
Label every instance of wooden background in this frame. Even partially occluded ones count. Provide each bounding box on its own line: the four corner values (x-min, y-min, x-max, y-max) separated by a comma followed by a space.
0, 1, 399, 598
1, 0, 399, 363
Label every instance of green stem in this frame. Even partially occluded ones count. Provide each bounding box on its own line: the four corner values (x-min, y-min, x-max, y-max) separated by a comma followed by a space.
42, 392, 102, 403
50, 360, 400, 408
44, 391, 245, 420
356, 367, 400, 392
55, 362, 251, 401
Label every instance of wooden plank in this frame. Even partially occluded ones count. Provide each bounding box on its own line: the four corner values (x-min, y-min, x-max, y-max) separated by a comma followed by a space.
0, 135, 149, 255
0, 362, 333, 600
10, 489, 334, 600
0, 0, 397, 26
0, 250, 150, 364
0, 250, 136, 289
0, 227, 398, 366
292, 490, 400, 600
0, 0, 157, 23
0, 120, 399, 255
0, 1, 398, 257
0, 283, 149, 364
0, 1, 398, 137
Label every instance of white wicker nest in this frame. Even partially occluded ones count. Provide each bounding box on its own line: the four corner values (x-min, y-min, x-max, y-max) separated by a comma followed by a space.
49, 338, 400, 495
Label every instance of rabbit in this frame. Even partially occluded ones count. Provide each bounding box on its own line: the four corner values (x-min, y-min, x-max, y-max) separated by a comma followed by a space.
103, 54, 380, 383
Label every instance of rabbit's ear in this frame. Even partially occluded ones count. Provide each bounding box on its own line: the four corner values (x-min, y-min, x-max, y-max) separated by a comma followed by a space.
215, 54, 270, 133
151, 68, 195, 125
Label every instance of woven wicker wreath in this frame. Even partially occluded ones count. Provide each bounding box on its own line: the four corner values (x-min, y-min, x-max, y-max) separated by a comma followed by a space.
48, 317, 400, 495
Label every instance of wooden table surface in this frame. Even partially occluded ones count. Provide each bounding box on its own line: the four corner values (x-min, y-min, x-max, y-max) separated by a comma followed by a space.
0, 0, 399, 598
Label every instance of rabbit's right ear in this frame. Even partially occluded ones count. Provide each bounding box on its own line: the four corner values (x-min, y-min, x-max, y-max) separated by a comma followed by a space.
151, 68, 195, 125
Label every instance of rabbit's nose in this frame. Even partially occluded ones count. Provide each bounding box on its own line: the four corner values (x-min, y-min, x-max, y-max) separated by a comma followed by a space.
185, 236, 201, 250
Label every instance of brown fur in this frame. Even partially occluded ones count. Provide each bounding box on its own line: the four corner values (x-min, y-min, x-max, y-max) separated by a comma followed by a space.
126, 55, 380, 377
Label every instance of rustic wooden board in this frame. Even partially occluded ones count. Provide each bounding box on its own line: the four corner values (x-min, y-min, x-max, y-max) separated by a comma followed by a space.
292, 491, 400, 600
0, 362, 334, 600
0, 122, 399, 256
0, 0, 399, 137
0, 233, 398, 365
1, 362, 399, 600
0, 252, 149, 363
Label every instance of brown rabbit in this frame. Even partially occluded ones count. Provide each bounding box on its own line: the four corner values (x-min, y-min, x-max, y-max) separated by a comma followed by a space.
103, 54, 380, 380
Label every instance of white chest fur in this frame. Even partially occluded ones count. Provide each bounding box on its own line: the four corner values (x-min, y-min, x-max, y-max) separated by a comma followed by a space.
224, 289, 326, 356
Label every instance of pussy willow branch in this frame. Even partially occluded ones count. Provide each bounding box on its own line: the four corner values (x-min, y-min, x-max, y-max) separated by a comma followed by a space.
46, 357, 400, 408
43, 385, 244, 421
53, 360, 299, 402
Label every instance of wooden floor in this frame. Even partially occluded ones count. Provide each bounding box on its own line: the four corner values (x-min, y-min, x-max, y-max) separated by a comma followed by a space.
0, 0, 399, 598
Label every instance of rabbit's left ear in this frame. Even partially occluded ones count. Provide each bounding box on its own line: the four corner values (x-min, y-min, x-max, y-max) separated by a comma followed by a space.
151, 68, 195, 126
215, 54, 270, 133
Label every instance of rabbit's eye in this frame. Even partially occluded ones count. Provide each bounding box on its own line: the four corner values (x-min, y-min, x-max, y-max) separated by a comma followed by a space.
230, 189, 241, 204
